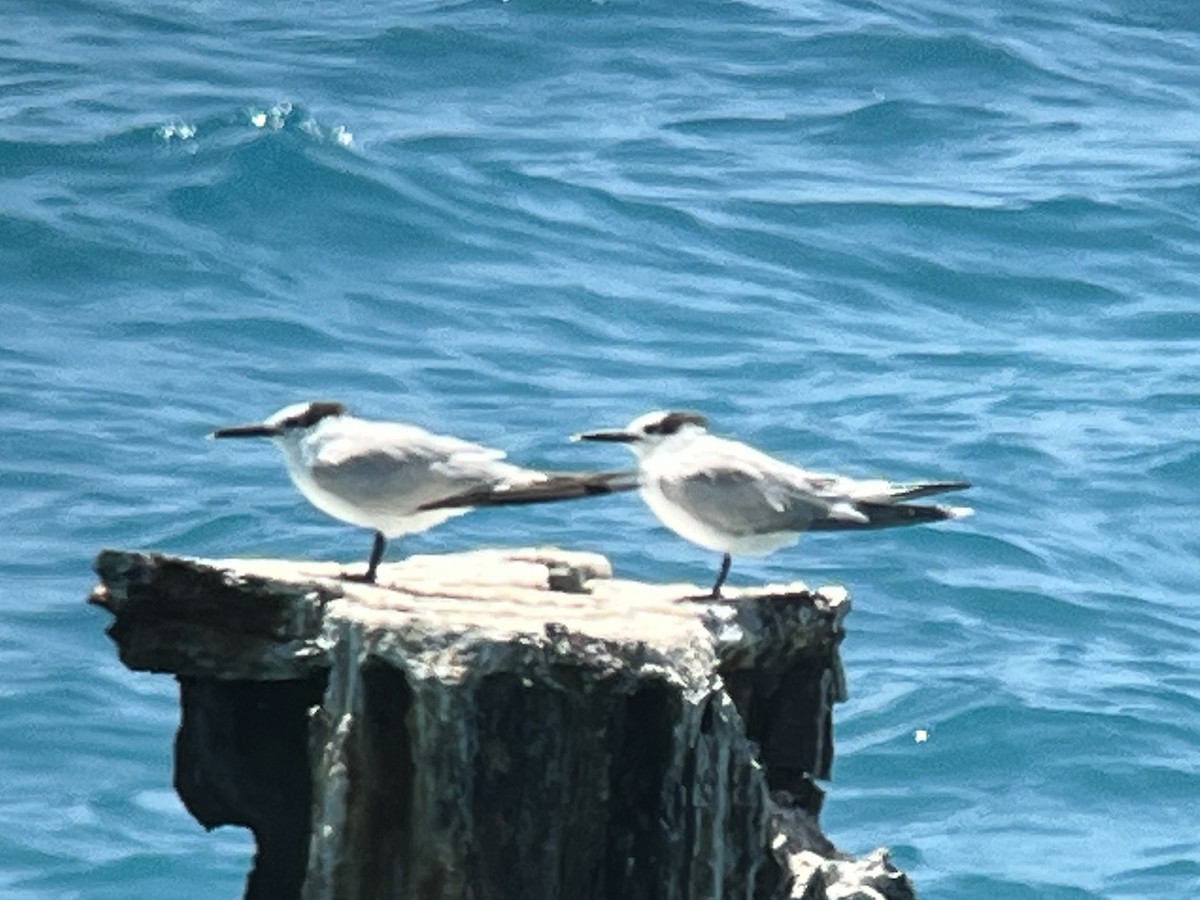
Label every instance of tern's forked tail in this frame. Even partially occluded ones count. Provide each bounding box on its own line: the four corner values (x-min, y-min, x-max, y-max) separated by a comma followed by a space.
418, 469, 640, 511
808, 499, 973, 531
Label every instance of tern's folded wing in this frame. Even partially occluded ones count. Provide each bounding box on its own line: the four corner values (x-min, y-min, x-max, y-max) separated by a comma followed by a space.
308, 433, 517, 514
655, 463, 832, 537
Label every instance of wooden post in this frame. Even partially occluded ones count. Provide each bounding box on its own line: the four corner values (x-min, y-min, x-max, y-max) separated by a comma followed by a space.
89, 548, 914, 900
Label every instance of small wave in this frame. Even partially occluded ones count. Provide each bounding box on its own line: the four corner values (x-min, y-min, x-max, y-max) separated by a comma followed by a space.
243, 101, 353, 147
154, 121, 197, 143
148, 102, 353, 149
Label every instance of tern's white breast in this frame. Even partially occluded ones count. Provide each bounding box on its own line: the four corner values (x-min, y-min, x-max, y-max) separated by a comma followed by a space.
639, 480, 800, 555
283, 458, 466, 536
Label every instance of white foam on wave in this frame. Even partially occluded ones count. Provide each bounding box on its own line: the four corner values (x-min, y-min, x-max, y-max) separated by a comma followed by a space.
246, 102, 353, 147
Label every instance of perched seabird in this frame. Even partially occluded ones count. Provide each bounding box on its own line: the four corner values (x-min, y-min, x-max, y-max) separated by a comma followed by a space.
574, 410, 971, 598
212, 401, 636, 583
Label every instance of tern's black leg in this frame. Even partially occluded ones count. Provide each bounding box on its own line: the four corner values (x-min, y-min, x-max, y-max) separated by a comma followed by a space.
342, 531, 387, 584
710, 553, 732, 599
364, 531, 386, 583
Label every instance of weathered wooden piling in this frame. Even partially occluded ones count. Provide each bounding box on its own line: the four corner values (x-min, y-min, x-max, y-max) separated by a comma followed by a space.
88, 548, 914, 900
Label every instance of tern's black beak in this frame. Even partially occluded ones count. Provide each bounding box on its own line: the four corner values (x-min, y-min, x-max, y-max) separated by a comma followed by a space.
210, 423, 279, 439
571, 429, 639, 443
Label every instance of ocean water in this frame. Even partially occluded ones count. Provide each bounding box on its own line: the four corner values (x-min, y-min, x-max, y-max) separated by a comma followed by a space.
3, 0, 1199, 897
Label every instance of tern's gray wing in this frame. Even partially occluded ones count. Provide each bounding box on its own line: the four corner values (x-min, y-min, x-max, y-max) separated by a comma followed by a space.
309, 426, 522, 513
653, 435, 972, 536
792, 468, 972, 529
655, 459, 835, 537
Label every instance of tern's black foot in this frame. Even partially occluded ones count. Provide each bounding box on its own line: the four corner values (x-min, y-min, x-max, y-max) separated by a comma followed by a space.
338, 531, 387, 585
674, 553, 733, 603
674, 591, 724, 604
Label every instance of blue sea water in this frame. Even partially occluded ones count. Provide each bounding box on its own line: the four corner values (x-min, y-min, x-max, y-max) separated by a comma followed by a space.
3, 0, 1199, 896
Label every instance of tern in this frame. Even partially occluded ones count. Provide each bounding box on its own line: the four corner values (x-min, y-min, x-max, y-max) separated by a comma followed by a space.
573, 410, 972, 599
211, 401, 637, 583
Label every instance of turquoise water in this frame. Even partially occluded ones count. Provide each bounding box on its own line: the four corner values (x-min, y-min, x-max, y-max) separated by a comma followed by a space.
4, 1, 1200, 896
